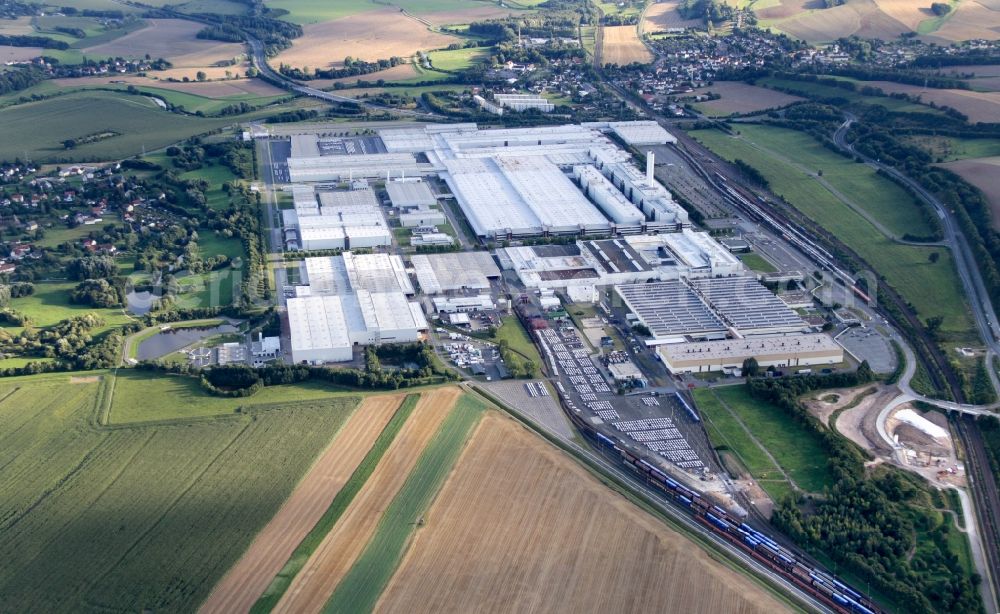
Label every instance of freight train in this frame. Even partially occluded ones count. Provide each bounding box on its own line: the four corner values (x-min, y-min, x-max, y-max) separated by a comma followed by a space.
569, 393, 877, 614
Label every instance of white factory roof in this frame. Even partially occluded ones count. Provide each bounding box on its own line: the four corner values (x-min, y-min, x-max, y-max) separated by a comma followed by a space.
607, 121, 677, 146
410, 252, 499, 294
443, 158, 540, 236
660, 333, 841, 362
287, 294, 352, 356
574, 165, 645, 225
386, 179, 436, 207
303, 252, 413, 295
646, 230, 743, 272
442, 156, 610, 237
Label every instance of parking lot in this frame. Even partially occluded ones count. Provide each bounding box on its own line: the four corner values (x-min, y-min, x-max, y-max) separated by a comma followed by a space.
836, 325, 897, 374
537, 321, 719, 478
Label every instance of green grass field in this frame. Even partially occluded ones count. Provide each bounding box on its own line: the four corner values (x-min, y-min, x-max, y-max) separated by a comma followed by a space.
264, 0, 378, 24
495, 316, 543, 376
251, 393, 418, 614
739, 252, 777, 273
694, 385, 836, 497
694, 387, 793, 500
690, 126, 974, 338
4, 281, 134, 333
322, 393, 486, 613
0, 372, 357, 613
757, 77, 942, 116
0, 91, 264, 162
427, 46, 490, 72
108, 370, 357, 423
903, 135, 1000, 162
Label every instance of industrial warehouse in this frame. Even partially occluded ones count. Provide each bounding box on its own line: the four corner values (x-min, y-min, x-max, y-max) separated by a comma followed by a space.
286, 252, 426, 363
270, 121, 842, 379
280, 121, 689, 241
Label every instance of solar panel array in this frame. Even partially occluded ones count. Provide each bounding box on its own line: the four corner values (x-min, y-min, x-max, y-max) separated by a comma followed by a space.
689, 277, 804, 332
616, 280, 726, 337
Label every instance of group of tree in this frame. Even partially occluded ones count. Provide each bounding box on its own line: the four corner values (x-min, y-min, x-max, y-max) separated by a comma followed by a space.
746, 365, 981, 612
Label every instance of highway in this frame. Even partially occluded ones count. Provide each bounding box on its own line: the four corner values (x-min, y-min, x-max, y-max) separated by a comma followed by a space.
243, 38, 439, 119
834, 115, 1000, 371
832, 115, 1000, 610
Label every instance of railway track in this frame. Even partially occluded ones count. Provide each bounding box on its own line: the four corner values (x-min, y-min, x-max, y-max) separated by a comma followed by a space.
666, 129, 963, 401
957, 416, 1000, 603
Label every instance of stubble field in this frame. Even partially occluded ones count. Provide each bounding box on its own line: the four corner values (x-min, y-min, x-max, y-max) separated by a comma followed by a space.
643, 0, 703, 31
274, 8, 456, 69
693, 81, 805, 115
939, 156, 1000, 228
860, 81, 1000, 123
601, 25, 653, 65
374, 412, 787, 614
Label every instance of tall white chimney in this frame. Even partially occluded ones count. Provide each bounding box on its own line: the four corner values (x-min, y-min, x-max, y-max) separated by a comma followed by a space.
646, 151, 655, 185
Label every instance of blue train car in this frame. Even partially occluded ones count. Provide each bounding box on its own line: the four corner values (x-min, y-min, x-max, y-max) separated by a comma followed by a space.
595, 432, 616, 447
677, 495, 692, 507
675, 392, 701, 422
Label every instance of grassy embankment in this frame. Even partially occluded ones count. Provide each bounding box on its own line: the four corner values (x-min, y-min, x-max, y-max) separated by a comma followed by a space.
689, 124, 975, 342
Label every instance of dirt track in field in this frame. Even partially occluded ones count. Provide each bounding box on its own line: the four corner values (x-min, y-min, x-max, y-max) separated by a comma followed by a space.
273, 387, 461, 614
375, 412, 787, 614
198, 393, 405, 614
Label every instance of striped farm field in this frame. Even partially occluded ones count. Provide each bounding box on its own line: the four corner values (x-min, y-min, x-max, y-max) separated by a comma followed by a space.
272, 387, 462, 613
374, 411, 786, 613
0, 372, 359, 613
200, 393, 410, 614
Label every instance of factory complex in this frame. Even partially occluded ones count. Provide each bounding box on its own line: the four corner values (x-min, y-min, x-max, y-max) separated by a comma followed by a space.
271, 122, 842, 377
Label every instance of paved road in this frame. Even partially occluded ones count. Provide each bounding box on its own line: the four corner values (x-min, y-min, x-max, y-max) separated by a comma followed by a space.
245, 38, 438, 119
834, 115, 1000, 368
834, 118, 1000, 611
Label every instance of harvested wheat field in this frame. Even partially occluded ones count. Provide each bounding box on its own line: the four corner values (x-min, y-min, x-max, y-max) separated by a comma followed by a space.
601, 25, 652, 65
0, 46, 46, 62
375, 412, 788, 614
769, 0, 912, 42
274, 387, 462, 614
84, 19, 237, 61
929, 0, 1000, 41
864, 81, 1000, 122
694, 81, 805, 115
274, 8, 456, 69
940, 157, 1000, 228
875, 0, 935, 30
199, 393, 406, 614
421, 6, 519, 26
643, 0, 702, 31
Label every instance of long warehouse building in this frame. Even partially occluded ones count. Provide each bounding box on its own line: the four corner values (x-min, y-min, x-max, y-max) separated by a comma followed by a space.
287, 253, 426, 363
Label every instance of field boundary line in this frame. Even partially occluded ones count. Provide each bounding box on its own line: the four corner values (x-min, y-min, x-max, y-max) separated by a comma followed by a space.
271, 388, 461, 613
249, 393, 421, 614
467, 384, 810, 613
321, 394, 487, 613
